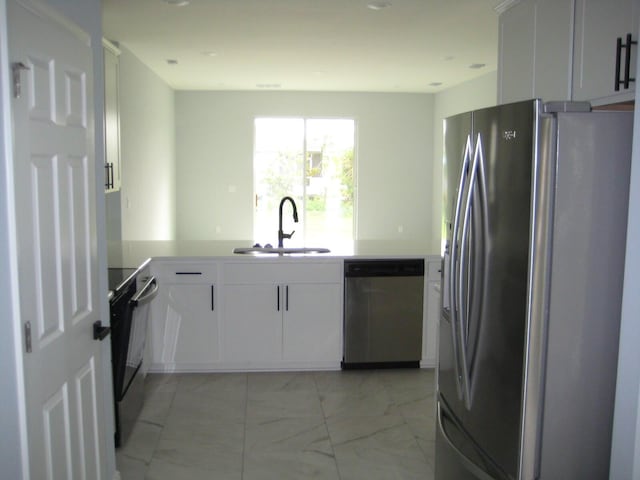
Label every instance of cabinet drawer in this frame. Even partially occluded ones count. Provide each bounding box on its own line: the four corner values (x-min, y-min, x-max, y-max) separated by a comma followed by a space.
223, 261, 341, 284
151, 261, 218, 283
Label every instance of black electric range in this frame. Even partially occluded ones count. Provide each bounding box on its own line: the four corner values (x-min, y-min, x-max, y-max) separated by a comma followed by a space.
107, 266, 155, 447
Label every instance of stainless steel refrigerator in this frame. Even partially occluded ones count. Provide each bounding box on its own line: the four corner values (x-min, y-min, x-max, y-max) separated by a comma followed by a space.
436, 99, 633, 480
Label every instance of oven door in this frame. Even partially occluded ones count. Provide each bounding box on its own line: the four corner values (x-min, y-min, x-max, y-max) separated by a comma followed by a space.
122, 276, 158, 395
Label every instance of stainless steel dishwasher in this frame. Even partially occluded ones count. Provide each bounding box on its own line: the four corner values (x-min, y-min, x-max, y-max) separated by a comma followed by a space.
342, 259, 424, 368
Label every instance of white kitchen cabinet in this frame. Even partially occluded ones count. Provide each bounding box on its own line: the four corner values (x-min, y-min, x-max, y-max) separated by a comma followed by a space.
498, 0, 574, 104
222, 284, 282, 364
103, 39, 121, 192
221, 261, 342, 369
149, 262, 219, 371
498, 0, 535, 104
282, 283, 341, 362
421, 258, 441, 368
572, 0, 640, 104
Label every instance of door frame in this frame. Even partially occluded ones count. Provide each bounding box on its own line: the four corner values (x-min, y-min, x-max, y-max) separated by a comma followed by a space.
0, 0, 116, 478
0, 0, 29, 477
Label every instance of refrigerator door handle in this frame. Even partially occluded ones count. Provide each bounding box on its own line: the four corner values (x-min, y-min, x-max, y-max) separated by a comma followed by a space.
450, 134, 473, 401
457, 132, 485, 410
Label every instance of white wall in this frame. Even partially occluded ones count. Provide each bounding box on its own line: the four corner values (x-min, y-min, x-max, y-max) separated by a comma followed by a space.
430, 71, 498, 252
175, 91, 435, 250
119, 45, 176, 241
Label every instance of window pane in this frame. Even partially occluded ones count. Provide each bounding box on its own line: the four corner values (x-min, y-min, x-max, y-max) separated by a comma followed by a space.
253, 117, 355, 250
304, 119, 354, 249
254, 118, 304, 246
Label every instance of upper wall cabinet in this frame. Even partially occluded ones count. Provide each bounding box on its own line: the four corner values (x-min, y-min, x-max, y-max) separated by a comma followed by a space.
103, 39, 121, 192
573, 0, 639, 104
498, 0, 640, 105
498, 0, 574, 104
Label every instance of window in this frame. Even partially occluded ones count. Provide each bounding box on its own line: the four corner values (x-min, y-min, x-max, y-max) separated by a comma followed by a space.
253, 118, 355, 250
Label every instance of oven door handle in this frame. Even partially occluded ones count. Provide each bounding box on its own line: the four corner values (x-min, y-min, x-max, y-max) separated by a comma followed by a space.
130, 276, 159, 307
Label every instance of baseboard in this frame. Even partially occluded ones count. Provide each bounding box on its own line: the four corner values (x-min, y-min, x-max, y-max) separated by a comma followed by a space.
147, 361, 342, 373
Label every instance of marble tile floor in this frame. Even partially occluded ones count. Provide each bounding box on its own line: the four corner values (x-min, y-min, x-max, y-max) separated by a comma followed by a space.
117, 369, 436, 480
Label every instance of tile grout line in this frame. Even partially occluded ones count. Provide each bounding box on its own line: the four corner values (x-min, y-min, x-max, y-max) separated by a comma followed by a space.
144, 375, 179, 474
313, 371, 344, 480
240, 372, 249, 480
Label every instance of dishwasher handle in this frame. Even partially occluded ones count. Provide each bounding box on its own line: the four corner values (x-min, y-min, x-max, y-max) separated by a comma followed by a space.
344, 259, 424, 277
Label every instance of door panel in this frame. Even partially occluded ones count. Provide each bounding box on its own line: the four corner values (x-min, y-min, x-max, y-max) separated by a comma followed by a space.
283, 283, 341, 362
8, 1, 107, 478
461, 101, 536, 478
222, 284, 282, 363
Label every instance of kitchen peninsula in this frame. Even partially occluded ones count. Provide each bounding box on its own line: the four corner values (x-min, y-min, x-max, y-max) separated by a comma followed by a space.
108, 240, 440, 375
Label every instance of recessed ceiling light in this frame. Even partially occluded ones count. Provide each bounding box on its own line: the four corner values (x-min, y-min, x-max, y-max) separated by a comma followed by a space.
166, 59, 178, 65
443, 56, 455, 61
469, 63, 486, 69
202, 51, 218, 57
163, 0, 190, 6
429, 82, 443, 87
367, 2, 392, 11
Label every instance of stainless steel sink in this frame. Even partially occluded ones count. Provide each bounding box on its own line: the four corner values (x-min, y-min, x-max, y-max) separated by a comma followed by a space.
233, 247, 331, 255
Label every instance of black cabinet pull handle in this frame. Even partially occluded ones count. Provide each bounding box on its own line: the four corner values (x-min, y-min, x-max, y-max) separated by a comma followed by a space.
175, 272, 202, 275
211, 285, 215, 311
615, 33, 637, 91
624, 33, 637, 89
286, 285, 289, 311
104, 163, 114, 189
277, 285, 280, 311
615, 36, 622, 91
93, 321, 111, 341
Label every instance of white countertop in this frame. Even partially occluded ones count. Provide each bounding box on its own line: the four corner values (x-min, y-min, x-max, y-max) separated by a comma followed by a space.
108, 240, 439, 268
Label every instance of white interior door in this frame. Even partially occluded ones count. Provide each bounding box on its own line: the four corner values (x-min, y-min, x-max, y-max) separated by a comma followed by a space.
8, 1, 108, 478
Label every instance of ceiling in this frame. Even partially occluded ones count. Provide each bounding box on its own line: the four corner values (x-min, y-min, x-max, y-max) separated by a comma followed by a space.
102, 0, 503, 93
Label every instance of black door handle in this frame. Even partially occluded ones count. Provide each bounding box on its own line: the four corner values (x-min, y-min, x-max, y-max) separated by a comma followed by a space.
93, 320, 111, 341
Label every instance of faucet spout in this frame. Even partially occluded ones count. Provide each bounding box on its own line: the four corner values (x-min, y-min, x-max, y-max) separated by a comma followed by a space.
278, 196, 299, 248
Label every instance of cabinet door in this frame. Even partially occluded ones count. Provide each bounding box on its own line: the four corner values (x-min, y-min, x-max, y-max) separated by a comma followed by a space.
103, 41, 121, 192
222, 284, 282, 363
498, 1, 535, 104
282, 283, 342, 363
498, 0, 574, 104
533, 0, 574, 101
573, 0, 639, 102
151, 283, 219, 367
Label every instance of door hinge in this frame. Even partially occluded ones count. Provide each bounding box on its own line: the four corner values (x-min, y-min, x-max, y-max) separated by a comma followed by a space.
12, 61, 30, 99
24, 321, 32, 353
